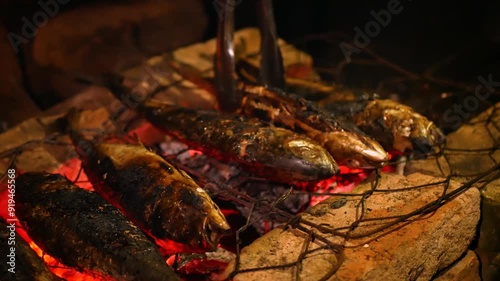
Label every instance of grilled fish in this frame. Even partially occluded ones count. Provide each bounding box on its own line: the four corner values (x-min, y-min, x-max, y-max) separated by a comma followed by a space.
66, 110, 231, 253
237, 84, 389, 168
323, 96, 446, 153
135, 99, 338, 182
15, 172, 180, 281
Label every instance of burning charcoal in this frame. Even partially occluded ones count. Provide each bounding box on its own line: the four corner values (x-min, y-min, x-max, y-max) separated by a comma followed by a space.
66, 109, 231, 254
157, 139, 309, 235
156, 132, 335, 236
15, 172, 180, 281
0, 217, 62, 281
233, 182, 309, 235
169, 247, 235, 277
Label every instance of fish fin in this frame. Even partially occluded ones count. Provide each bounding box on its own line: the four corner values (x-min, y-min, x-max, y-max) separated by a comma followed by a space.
127, 132, 145, 147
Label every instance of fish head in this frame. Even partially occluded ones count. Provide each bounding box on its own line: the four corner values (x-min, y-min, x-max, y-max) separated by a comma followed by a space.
281, 134, 340, 180
408, 115, 446, 153
324, 131, 389, 169
380, 108, 415, 152
374, 100, 446, 152
164, 182, 231, 251
200, 208, 232, 250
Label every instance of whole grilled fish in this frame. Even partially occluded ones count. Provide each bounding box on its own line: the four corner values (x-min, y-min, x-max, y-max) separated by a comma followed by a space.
323, 96, 446, 153
66, 110, 230, 253
16, 172, 180, 281
135, 99, 338, 182
237, 83, 389, 168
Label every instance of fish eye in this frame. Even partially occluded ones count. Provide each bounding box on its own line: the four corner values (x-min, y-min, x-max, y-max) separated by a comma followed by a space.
159, 162, 174, 174
287, 140, 319, 159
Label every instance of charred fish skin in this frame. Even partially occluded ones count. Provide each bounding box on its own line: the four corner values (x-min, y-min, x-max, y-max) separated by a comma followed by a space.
324, 97, 446, 153
138, 100, 339, 182
15, 172, 180, 281
66, 111, 230, 252
0, 217, 62, 281
237, 83, 390, 168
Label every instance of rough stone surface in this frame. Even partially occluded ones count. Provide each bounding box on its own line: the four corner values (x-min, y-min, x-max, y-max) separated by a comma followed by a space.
27, 0, 208, 102
32, 0, 208, 74
433, 251, 480, 281
407, 103, 499, 178
479, 179, 500, 252
219, 173, 481, 281
0, 24, 41, 128
476, 178, 500, 281
408, 103, 500, 281
119, 28, 314, 111
0, 103, 167, 176
172, 27, 313, 76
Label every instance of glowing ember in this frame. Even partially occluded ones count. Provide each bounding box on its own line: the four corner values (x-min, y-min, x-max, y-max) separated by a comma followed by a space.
0, 187, 112, 280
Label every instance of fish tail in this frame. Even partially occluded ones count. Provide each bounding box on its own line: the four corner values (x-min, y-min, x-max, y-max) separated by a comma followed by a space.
65, 108, 97, 158
102, 73, 154, 114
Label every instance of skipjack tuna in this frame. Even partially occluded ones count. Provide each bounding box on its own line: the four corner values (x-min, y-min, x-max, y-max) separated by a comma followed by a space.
135, 99, 339, 182
236, 83, 390, 168
322, 96, 446, 153
15, 172, 180, 281
66, 109, 231, 254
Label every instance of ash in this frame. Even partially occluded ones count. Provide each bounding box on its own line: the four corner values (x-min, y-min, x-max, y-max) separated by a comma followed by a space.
157, 138, 310, 235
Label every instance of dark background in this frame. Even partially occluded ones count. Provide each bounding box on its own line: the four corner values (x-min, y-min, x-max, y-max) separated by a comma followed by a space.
0, 0, 499, 130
